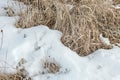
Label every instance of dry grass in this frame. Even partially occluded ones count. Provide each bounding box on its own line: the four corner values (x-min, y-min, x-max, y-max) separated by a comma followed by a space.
0, 58, 31, 80
16, 0, 120, 56
42, 57, 60, 74
0, 71, 31, 80
4, 7, 15, 17
113, 0, 120, 5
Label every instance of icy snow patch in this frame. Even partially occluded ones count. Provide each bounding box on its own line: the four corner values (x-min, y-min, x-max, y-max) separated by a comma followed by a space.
100, 34, 111, 45
0, 0, 26, 16
114, 4, 120, 9
66, 4, 74, 10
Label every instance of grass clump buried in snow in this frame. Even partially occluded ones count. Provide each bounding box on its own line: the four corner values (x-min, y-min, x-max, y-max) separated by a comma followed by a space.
16, 0, 120, 56
0, 72, 31, 80
42, 58, 60, 74
0, 59, 31, 80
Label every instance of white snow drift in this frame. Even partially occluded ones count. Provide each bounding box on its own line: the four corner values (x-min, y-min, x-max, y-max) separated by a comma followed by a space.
0, 0, 120, 80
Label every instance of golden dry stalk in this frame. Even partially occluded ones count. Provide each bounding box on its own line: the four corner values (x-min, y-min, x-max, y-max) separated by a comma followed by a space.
0, 72, 31, 80
16, 0, 120, 56
43, 61, 60, 73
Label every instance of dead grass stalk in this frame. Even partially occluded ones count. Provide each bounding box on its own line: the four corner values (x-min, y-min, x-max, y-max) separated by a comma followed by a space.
16, 0, 120, 56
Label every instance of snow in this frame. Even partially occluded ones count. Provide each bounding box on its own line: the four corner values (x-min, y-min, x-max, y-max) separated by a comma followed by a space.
66, 4, 74, 10
0, 0, 26, 16
0, 0, 120, 80
99, 34, 111, 45
114, 4, 120, 9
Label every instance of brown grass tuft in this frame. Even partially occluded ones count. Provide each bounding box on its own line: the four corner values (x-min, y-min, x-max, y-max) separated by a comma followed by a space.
4, 7, 15, 16
113, 0, 120, 5
16, 0, 120, 56
0, 72, 31, 80
42, 57, 60, 74
0, 58, 31, 80
43, 61, 60, 74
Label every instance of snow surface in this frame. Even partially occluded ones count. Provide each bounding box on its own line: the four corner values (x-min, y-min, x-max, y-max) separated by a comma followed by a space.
114, 4, 120, 9
0, 0, 120, 80
99, 34, 111, 45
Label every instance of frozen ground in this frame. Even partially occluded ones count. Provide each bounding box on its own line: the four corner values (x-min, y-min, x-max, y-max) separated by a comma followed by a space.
0, 0, 120, 80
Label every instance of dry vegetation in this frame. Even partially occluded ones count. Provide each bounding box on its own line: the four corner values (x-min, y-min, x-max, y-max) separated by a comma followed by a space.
0, 59, 31, 80
15, 0, 120, 56
113, 0, 120, 5
4, 7, 15, 17
0, 72, 31, 80
0, 0, 120, 79
42, 58, 60, 74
